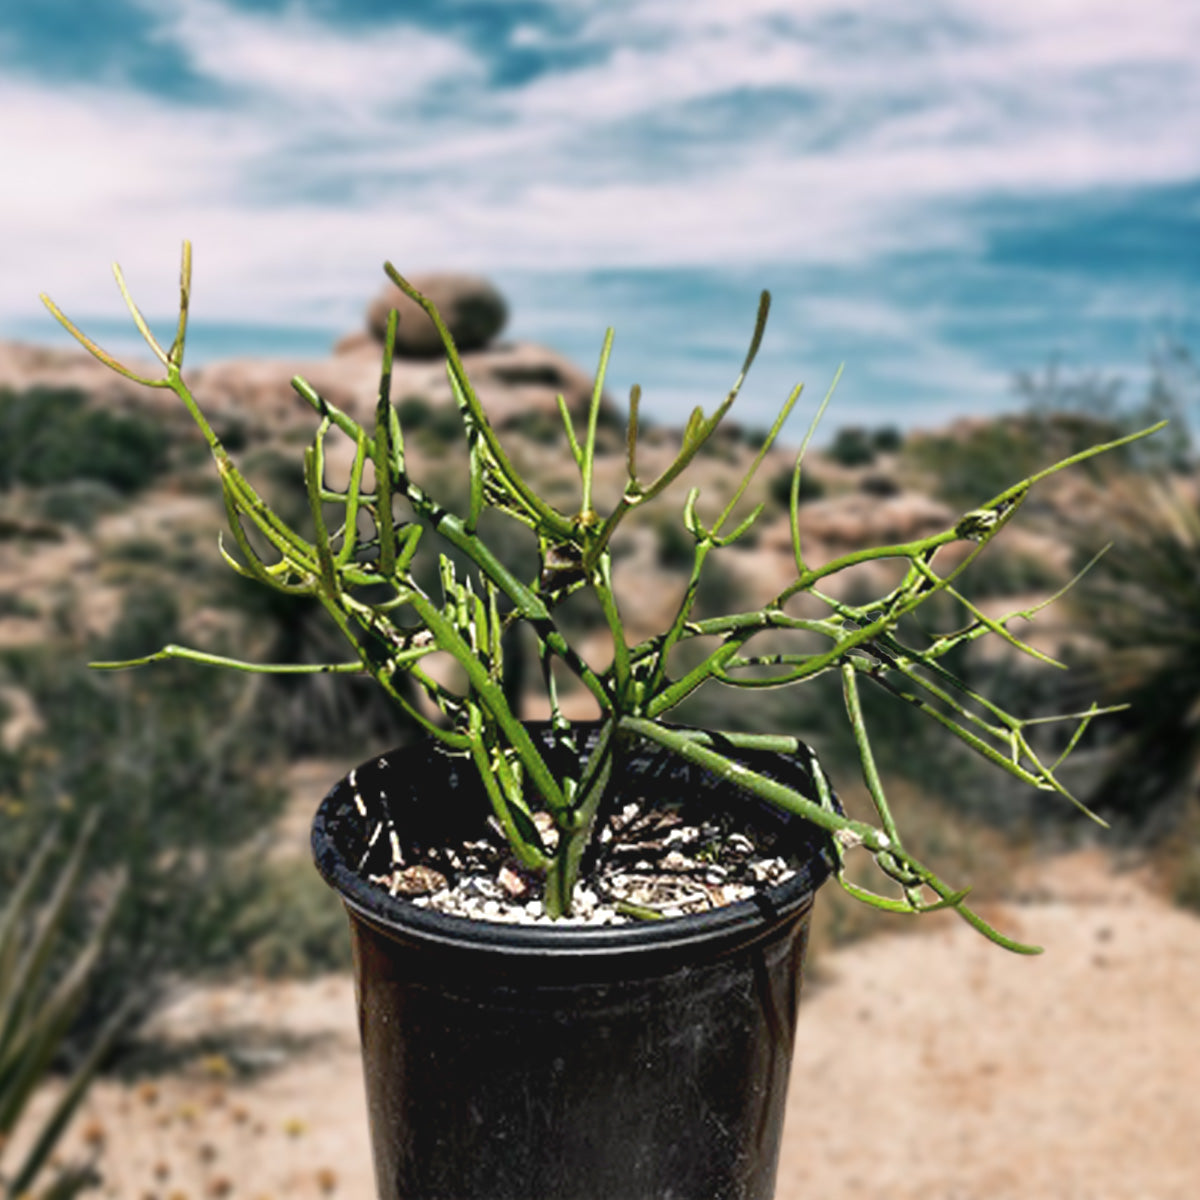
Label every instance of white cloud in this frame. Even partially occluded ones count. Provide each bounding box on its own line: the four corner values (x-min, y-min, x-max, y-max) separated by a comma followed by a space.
507, 29, 818, 125
145, 0, 481, 120
3, 72, 263, 315
4, 0, 1198, 343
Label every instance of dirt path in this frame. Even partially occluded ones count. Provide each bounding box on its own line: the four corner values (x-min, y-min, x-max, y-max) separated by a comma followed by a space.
52, 850, 1198, 1199
777, 851, 1199, 1200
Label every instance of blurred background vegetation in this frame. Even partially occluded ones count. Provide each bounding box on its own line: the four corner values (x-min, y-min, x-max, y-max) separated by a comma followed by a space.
0, 340, 1197, 1076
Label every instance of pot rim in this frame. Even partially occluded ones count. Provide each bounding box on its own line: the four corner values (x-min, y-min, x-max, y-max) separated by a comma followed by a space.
311, 729, 836, 960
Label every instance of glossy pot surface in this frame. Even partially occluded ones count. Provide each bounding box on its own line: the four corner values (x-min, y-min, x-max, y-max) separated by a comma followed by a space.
312, 725, 835, 1200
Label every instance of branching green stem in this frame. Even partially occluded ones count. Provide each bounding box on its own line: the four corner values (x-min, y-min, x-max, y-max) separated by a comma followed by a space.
41, 241, 1162, 949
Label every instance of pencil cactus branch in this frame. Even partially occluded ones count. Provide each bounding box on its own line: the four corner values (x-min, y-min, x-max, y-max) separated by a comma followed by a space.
40, 240, 1165, 949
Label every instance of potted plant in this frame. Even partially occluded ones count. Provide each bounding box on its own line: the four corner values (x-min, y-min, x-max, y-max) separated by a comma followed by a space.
42, 244, 1160, 1200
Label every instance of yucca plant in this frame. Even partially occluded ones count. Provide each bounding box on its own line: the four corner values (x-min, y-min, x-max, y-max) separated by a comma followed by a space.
0, 814, 125, 1200
1065, 475, 1200, 829
41, 242, 1162, 954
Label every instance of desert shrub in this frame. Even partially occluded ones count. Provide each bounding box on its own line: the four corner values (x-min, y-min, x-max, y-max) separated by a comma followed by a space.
690, 555, 745, 620
735, 425, 771, 449
107, 537, 169, 565
395, 394, 462, 446
1060, 476, 1200, 833
767, 464, 824, 508
395, 393, 432, 427
94, 584, 180, 663
232, 859, 354, 977
655, 517, 696, 571
0, 593, 39, 619
36, 479, 125, 531
1015, 349, 1194, 472
218, 575, 406, 757
101, 531, 212, 580
857, 473, 900, 498
0, 386, 167, 495
1175, 842, 1200, 913
502, 408, 565, 446
214, 413, 250, 453
909, 354, 1195, 510
956, 545, 1065, 598
906, 417, 1086, 510
826, 425, 877, 467
0, 592, 288, 1050
871, 425, 903, 454
910, 413, 1135, 509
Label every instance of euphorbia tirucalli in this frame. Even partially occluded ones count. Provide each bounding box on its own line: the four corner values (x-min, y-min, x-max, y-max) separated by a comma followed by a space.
42, 242, 1162, 951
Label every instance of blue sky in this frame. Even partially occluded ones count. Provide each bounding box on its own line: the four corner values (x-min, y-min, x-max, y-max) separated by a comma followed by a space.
3, 0, 1198, 434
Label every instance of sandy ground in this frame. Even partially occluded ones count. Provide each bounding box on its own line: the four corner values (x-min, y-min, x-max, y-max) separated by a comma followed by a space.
37, 850, 1199, 1200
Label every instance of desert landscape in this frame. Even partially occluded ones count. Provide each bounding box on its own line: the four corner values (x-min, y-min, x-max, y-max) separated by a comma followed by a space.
4, 274, 1197, 1200
32, 847, 1199, 1200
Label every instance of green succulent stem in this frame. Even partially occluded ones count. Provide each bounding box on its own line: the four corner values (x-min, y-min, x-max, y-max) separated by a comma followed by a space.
40, 239, 1164, 951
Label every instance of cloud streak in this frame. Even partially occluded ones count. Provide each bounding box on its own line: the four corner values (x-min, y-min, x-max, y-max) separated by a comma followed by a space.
4, 0, 1196, 427
148, 0, 483, 121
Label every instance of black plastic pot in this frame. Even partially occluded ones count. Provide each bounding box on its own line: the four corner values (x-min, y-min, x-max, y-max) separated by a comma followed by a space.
312, 724, 836, 1200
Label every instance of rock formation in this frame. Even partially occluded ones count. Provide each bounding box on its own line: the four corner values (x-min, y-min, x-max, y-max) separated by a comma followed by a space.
365, 273, 508, 357
3, 273, 609, 444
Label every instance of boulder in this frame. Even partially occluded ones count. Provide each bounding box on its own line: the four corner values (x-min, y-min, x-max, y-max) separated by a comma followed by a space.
331, 329, 377, 357
367, 273, 508, 357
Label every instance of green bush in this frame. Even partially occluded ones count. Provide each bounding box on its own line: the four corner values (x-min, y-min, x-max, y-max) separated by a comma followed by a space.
1061, 477, 1200, 831
232, 860, 354, 977
106, 537, 169, 565
36, 479, 125, 531
871, 425, 903, 454
767, 464, 824, 508
1174, 841, 1200, 913
0, 818, 122, 1199
857, 473, 900, 498
218, 575, 407, 757
1015, 351, 1194, 472
395, 394, 432, 428
395, 394, 463, 446
654, 516, 697, 570
690, 555, 745, 619
0, 591, 288, 1049
0, 594, 39, 619
826, 425, 877, 467
905, 422, 1017, 509
0, 387, 167, 495
502, 408, 566, 446
956, 546, 1065, 598
906, 352, 1195, 511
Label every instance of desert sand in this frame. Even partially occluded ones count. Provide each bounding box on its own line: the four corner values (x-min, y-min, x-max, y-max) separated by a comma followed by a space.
43, 849, 1199, 1200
